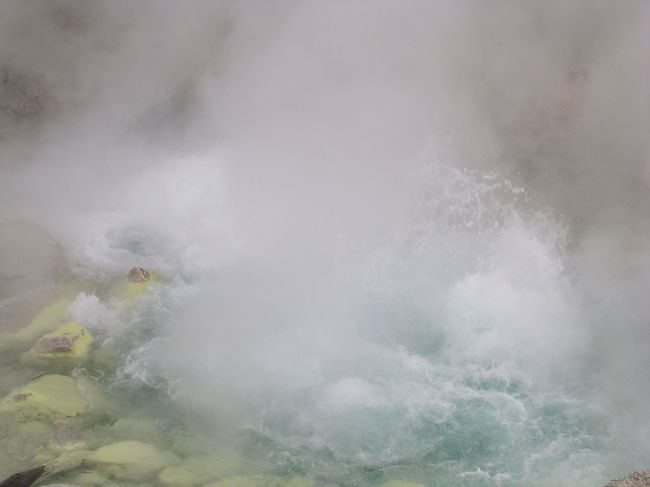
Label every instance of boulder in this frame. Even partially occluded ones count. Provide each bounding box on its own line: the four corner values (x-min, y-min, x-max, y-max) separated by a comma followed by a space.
159, 465, 199, 487
0, 375, 86, 420
32, 449, 89, 475
115, 267, 158, 300
48, 425, 85, 453
0, 366, 40, 397
84, 440, 178, 479
0, 299, 70, 352
69, 471, 110, 487
204, 476, 314, 487
20, 322, 93, 368
74, 376, 117, 417
0, 417, 53, 476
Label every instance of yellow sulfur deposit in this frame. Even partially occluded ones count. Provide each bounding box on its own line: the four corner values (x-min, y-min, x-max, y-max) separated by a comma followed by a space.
378, 482, 425, 487
205, 476, 315, 487
0, 374, 86, 420
0, 299, 70, 351
85, 440, 178, 479
158, 465, 199, 487
116, 267, 158, 299
20, 321, 93, 367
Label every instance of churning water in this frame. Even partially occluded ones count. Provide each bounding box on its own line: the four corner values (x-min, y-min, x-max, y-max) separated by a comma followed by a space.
41, 156, 643, 487
0, 2, 648, 486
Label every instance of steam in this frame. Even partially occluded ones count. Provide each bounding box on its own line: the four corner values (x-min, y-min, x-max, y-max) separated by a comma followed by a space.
0, 0, 648, 481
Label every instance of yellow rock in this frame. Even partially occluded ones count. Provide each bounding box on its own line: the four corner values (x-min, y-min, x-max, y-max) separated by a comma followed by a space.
39, 448, 90, 473
378, 482, 425, 487
72, 471, 112, 486
90, 346, 121, 369
75, 376, 117, 416
20, 322, 93, 367
0, 417, 53, 471
203, 476, 282, 487
159, 465, 200, 486
204, 476, 313, 487
0, 299, 70, 350
115, 267, 159, 300
85, 440, 178, 479
0, 374, 86, 420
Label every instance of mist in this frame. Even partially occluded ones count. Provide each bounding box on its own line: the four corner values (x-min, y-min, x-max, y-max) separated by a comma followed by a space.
0, 1, 648, 485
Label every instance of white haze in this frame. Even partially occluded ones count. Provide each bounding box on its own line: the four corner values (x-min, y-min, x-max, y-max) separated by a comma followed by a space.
0, 0, 648, 481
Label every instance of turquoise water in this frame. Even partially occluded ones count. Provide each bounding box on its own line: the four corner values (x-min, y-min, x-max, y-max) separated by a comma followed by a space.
1, 166, 646, 487
69, 167, 650, 485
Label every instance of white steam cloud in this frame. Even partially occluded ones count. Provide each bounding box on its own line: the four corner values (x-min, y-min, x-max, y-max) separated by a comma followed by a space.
0, 0, 648, 480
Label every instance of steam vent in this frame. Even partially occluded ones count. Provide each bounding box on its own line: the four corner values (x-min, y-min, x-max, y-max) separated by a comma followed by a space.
0, 2, 647, 487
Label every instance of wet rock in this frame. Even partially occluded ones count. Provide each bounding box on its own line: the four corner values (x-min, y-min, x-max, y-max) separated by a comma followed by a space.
11, 420, 54, 455
84, 440, 178, 480
0, 465, 46, 487
0, 366, 39, 397
204, 475, 315, 487
604, 471, 650, 487
20, 322, 93, 368
69, 471, 111, 487
74, 376, 116, 418
0, 299, 71, 352
49, 451, 89, 473
158, 465, 199, 487
378, 482, 425, 487
32, 448, 89, 476
116, 267, 158, 299
0, 416, 53, 476
0, 375, 86, 420
128, 267, 151, 283
49, 425, 85, 452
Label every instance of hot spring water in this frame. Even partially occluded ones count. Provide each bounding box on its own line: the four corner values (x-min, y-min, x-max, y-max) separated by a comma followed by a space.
0, 2, 647, 486
2, 162, 645, 487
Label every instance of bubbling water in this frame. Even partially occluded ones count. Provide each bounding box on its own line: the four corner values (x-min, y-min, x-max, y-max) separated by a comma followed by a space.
64, 156, 646, 487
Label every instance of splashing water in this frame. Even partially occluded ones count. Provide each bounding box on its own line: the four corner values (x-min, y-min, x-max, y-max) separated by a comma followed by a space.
0, 3, 647, 486
43, 158, 643, 487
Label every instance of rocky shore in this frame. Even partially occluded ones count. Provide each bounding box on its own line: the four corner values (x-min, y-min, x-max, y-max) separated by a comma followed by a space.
0, 221, 339, 486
